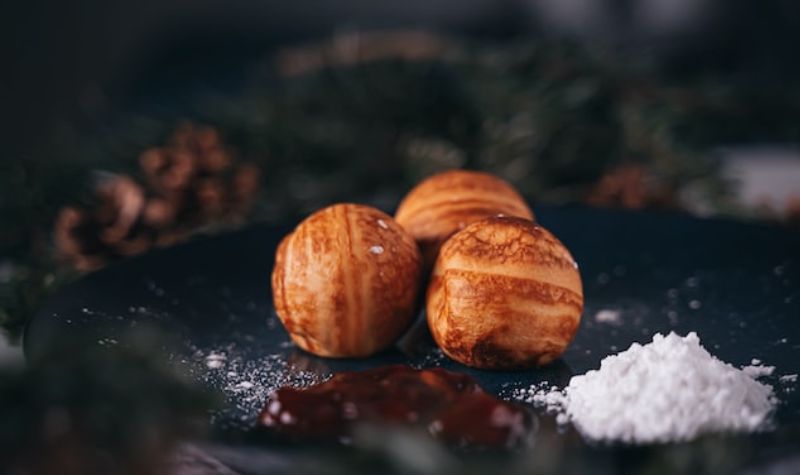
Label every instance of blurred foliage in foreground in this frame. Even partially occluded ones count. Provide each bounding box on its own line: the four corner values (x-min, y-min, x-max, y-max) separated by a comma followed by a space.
1, 325, 794, 475
3, 34, 800, 340
0, 329, 210, 475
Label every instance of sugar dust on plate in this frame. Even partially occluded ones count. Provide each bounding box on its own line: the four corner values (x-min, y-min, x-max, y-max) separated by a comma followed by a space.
195, 345, 326, 428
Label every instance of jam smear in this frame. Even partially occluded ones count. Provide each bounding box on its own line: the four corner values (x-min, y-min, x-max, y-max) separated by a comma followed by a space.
258, 365, 534, 448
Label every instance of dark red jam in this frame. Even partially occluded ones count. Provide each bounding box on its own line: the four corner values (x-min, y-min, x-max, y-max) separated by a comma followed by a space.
258, 365, 535, 448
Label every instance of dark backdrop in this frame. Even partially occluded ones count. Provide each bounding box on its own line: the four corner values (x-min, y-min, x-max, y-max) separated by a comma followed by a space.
4, 0, 800, 162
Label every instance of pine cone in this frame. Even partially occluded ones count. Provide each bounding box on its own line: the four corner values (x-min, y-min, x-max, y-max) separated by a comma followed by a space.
54, 175, 152, 270
54, 207, 107, 271
94, 176, 146, 244
786, 195, 800, 225
230, 163, 262, 216
140, 122, 255, 222
54, 123, 262, 272
139, 147, 195, 193
586, 164, 675, 210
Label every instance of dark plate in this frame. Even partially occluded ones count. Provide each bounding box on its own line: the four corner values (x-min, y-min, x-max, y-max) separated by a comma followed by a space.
25, 206, 800, 470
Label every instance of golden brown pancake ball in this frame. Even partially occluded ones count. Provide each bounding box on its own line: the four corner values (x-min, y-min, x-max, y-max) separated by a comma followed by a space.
272, 203, 422, 357
426, 216, 583, 369
395, 170, 534, 270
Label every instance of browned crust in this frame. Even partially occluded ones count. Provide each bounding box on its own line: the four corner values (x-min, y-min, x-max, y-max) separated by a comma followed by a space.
394, 170, 535, 270
271, 203, 422, 357
438, 216, 578, 270
426, 216, 583, 370
395, 170, 532, 221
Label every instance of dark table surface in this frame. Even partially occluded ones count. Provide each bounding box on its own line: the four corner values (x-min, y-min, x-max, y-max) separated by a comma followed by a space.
25, 206, 800, 473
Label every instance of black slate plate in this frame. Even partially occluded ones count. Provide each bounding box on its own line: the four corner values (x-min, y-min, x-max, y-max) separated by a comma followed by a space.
24, 206, 800, 470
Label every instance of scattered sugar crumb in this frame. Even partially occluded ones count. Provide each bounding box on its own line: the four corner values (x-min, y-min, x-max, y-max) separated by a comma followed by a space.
189, 345, 326, 429
751, 358, 762, 365
667, 288, 679, 299
689, 300, 702, 310
369, 245, 384, 255
410, 348, 446, 369
376, 219, 389, 229
234, 381, 255, 391
667, 310, 679, 324
205, 352, 227, 369
594, 309, 621, 325
741, 364, 775, 378
780, 374, 798, 384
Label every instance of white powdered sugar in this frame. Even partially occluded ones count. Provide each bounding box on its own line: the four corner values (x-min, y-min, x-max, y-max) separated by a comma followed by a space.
184, 342, 325, 429
516, 332, 777, 443
780, 374, 798, 384
205, 352, 227, 369
594, 309, 622, 325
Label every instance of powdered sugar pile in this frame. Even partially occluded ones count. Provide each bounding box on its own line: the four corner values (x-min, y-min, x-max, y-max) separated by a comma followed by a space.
516, 332, 778, 443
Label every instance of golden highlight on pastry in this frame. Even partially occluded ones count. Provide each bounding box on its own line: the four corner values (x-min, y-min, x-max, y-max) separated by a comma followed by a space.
394, 169, 534, 270
426, 216, 583, 369
272, 203, 422, 357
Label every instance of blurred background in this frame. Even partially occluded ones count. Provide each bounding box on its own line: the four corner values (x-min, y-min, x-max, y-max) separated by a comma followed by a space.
4, 0, 800, 348
2, 1, 800, 472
